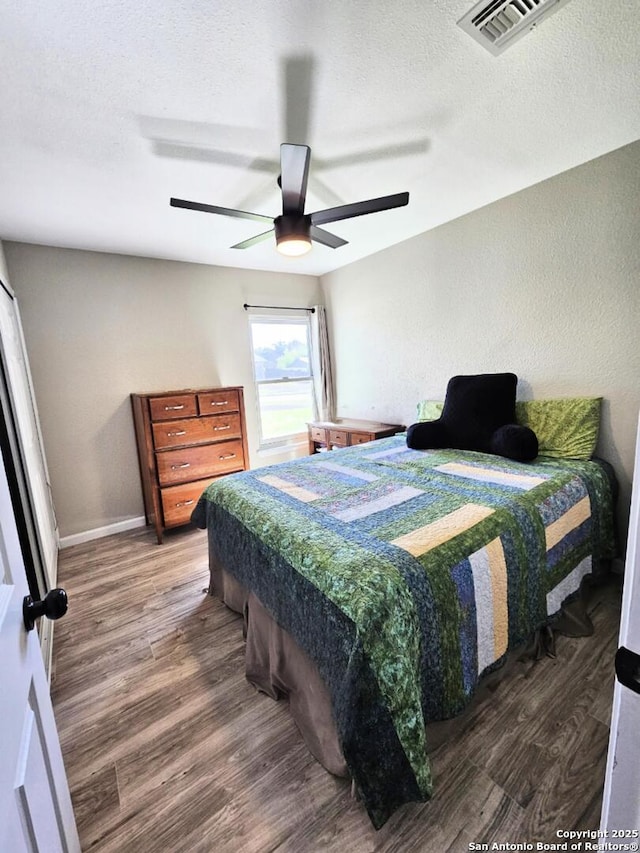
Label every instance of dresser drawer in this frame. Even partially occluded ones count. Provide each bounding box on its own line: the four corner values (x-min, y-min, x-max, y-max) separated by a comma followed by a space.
197, 389, 240, 415
328, 429, 349, 448
149, 394, 197, 422
156, 439, 245, 485
152, 412, 242, 450
350, 432, 373, 446
310, 426, 328, 444
160, 478, 212, 527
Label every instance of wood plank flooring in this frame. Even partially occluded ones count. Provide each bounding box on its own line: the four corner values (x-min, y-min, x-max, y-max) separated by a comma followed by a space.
52, 526, 622, 852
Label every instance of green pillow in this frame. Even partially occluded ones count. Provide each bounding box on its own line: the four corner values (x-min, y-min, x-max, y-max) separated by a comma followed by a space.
416, 400, 444, 422
515, 397, 602, 460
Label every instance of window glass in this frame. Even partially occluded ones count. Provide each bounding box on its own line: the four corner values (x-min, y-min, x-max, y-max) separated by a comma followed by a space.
249, 316, 315, 444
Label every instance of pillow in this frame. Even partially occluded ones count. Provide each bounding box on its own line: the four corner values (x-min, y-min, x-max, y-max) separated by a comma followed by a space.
490, 423, 539, 462
416, 399, 444, 422
515, 397, 602, 460
407, 373, 538, 461
438, 372, 518, 453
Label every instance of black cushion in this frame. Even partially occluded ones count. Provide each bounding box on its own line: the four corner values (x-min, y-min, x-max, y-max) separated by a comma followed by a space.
406, 372, 538, 462
405, 418, 449, 450
490, 423, 539, 462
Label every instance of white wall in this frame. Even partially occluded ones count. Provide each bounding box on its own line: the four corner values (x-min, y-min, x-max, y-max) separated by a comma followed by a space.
4, 245, 321, 539
0, 241, 11, 290
321, 140, 640, 542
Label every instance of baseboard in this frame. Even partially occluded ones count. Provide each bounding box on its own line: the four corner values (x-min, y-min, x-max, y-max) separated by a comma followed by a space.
59, 516, 147, 549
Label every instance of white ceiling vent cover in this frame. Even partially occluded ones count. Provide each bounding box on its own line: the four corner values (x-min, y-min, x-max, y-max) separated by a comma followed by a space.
457, 0, 574, 55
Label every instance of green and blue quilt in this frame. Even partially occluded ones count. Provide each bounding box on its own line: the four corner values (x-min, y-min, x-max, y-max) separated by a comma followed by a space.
191, 435, 616, 827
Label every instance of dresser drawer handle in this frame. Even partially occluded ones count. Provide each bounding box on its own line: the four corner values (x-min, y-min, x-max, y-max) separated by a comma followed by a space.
175, 499, 194, 508
219, 453, 236, 460
171, 462, 190, 469
167, 430, 187, 437
213, 425, 231, 431
165, 404, 185, 411
211, 401, 228, 406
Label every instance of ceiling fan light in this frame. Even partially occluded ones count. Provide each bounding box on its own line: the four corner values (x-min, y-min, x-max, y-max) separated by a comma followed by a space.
277, 235, 312, 256
274, 213, 312, 257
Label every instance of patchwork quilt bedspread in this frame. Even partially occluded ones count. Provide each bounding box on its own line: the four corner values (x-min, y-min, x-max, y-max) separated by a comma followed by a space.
191, 435, 616, 827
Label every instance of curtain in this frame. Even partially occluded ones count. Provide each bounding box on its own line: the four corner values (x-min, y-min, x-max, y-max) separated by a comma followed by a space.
310, 305, 336, 423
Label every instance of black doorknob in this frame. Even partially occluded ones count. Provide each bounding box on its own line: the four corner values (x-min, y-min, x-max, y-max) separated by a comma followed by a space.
23, 588, 68, 632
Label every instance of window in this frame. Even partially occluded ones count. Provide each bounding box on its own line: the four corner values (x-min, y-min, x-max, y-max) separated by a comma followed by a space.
248, 314, 316, 446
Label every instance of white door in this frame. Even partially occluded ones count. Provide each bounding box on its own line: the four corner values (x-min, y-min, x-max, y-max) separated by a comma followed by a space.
0, 285, 58, 588
601, 411, 640, 831
0, 447, 79, 851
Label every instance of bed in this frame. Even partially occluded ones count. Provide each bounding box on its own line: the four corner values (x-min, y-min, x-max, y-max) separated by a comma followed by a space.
191, 432, 616, 828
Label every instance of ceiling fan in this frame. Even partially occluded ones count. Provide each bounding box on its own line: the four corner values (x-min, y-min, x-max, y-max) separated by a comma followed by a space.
170, 143, 409, 257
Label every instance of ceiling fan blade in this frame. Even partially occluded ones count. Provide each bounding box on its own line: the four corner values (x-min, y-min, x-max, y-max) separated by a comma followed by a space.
283, 55, 314, 145
230, 229, 274, 250
309, 225, 348, 249
310, 192, 409, 226
170, 198, 273, 224
280, 144, 311, 216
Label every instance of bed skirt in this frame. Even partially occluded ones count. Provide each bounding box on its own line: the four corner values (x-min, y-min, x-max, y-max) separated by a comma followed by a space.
210, 553, 350, 777
208, 552, 605, 788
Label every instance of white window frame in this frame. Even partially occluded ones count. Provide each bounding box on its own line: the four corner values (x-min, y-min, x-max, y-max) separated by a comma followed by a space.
247, 312, 317, 450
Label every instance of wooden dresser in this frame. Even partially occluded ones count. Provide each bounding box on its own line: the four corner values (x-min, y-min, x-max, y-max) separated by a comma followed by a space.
307, 418, 405, 454
131, 386, 249, 543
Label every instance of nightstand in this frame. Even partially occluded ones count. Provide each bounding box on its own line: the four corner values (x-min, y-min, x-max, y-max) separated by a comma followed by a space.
307, 419, 405, 454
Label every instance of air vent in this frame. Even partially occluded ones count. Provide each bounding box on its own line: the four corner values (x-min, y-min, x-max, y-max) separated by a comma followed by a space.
457, 0, 574, 55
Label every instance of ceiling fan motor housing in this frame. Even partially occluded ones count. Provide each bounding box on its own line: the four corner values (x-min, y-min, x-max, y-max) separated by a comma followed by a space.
274, 213, 312, 241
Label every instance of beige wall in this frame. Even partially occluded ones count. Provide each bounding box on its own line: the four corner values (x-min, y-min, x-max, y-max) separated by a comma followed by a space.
321, 140, 640, 542
4, 245, 320, 538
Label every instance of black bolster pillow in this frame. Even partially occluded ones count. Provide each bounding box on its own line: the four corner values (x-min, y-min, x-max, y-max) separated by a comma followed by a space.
490, 423, 538, 462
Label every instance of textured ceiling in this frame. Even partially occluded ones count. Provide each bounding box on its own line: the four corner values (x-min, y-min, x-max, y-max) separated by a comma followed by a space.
1, 0, 639, 276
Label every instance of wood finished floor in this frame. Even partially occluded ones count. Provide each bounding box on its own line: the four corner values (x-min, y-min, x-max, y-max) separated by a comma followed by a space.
52, 526, 622, 853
